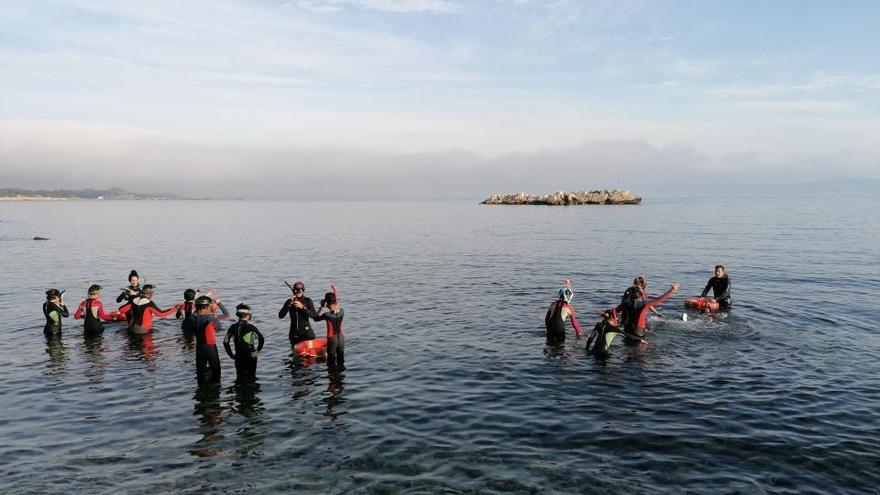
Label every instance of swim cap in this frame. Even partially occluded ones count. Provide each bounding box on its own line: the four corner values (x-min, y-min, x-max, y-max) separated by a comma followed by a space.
557, 287, 573, 303
323, 292, 337, 305
183, 288, 197, 301
293, 281, 305, 291
195, 295, 213, 307
46, 288, 62, 299
236, 303, 252, 318
88, 284, 102, 295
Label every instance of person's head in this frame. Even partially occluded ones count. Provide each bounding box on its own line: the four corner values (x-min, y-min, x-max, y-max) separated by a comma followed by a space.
128, 270, 139, 286
236, 303, 252, 321
45, 288, 62, 302
634, 275, 647, 290
140, 284, 155, 299
183, 288, 197, 301
557, 287, 573, 304
323, 291, 337, 308
629, 289, 644, 301
195, 295, 213, 314
88, 284, 102, 299
292, 281, 305, 297
714, 265, 726, 277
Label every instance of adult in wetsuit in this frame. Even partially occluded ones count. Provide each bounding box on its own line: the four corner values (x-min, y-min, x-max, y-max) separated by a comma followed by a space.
545, 286, 582, 344
74, 285, 117, 335
619, 283, 679, 344
193, 296, 222, 385
279, 281, 316, 344
301, 291, 345, 371
117, 285, 176, 334
701, 265, 731, 310
223, 303, 265, 384
43, 289, 69, 335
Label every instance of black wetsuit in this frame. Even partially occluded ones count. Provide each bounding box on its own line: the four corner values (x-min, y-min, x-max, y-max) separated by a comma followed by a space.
314, 308, 345, 371
544, 301, 582, 344
43, 301, 69, 334
177, 300, 196, 332
279, 296, 316, 344
223, 321, 265, 383
701, 276, 731, 309
586, 320, 620, 356
117, 284, 140, 324
76, 299, 113, 335
194, 314, 222, 384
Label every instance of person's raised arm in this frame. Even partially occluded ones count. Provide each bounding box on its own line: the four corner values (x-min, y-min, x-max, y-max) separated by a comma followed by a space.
647, 284, 679, 310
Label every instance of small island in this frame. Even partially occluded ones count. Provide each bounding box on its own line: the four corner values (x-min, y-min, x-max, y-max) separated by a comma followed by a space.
481, 189, 641, 205
0, 187, 191, 201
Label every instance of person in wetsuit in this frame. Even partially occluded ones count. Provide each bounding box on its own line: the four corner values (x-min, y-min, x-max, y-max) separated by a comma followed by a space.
621, 275, 660, 316
175, 289, 198, 332
618, 283, 679, 344
193, 295, 223, 385
74, 284, 118, 335
586, 309, 620, 356
299, 289, 345, 371
43, 288, 69, 335
544, 284, 582, 344
117, 284, 176, 334
116, 270, 141, 325
701, 265, 731, 310
223, 303, 265, 384
279, 281, 316, 345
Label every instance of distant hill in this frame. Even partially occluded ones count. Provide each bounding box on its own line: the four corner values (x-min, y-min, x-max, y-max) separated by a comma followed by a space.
0, 187, 190, 200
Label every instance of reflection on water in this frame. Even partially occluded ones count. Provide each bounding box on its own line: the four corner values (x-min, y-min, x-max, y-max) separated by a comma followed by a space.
43, 333, 67, 376
123, 332, 158, 366
191, 385, 225, 459
323, 372, 347, 421
80, 334, 107, 384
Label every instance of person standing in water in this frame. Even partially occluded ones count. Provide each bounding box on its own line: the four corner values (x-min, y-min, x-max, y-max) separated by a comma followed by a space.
116, 270, 141, 325
43, 289, 69, 335
544, 280, 582, 344
701, 265, 731, 310
619, 283, 680, 344
74, 285, 119, 335
299, 287, 345, 371
193, 295, 223, 385
223, 303, 265, 384
116, 284, 177, 334
279, 281, 316, 345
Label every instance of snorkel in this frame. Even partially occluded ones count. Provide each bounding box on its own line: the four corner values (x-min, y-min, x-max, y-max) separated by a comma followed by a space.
558, 279, 573, 304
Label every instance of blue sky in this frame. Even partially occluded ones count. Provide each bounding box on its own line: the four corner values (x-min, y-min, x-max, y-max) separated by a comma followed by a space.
1, 0, 878, 197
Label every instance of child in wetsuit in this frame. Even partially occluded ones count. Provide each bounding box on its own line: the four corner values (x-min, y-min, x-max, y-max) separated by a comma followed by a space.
586, 309, 620, 356
74, 284, 119, 335
193, 295, 223, 385
175, 289, 198, 332
43, 288, 69, 335
116, 284, 177, 334
544, 281, 582, 344
300, 289, 345, 371
223, 303, 265, 384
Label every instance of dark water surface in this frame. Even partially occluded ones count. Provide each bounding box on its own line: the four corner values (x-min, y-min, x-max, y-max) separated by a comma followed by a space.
1, 198, 878, 494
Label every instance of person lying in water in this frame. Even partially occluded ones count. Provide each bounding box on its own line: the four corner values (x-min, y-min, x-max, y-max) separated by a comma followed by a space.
544, 280, 582, 344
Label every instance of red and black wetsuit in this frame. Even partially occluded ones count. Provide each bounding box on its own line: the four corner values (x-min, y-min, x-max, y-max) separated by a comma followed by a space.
701, 276, 731, 309
314, 308, 345, 371
43, 301, 69, 334
74, 299, 116, 334
118, 298, 176, 334
618, 287, 676, 342
223, 321, 265, 383
194, 314, 222, 384
544, 301, 582, 344
279, 296, 316, 344
176, 300, 197, 332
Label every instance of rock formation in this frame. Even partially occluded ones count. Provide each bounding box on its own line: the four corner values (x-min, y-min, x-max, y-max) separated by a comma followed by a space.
481, 190, 641, 205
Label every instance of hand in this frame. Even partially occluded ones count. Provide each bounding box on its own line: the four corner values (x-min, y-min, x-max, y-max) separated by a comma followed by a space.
251, 351, 259, 358
670, 283, 680, 292
128, 290, 138, 296
293, 300, 304, 309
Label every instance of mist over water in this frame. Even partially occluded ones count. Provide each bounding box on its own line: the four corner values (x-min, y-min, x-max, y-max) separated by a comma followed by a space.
1, 197, 878, 494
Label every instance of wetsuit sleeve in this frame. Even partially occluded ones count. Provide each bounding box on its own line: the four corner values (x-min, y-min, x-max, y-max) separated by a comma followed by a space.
719, 278, 731, 300
216, 302, 230, 318
279, 300, 291, 319
59, 304, 69, 318
306, 298, 317, 318
255, 327, 265, 352
701, 278, 714, 298
117, 303, 131, 315
116, 291, 128, 303
96, 301, 115, 321
175, 303, 183, 319
74, 302, 85, 319
646, 288, 676, 310
150, 301, 177, 318
223, 327, 235, 359
565, 303, 582, 337
545, 306, 553, 328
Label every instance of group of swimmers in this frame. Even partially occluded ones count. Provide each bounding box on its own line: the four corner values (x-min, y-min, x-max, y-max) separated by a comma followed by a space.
41, 270, 347, 386
545, 265, 732, 355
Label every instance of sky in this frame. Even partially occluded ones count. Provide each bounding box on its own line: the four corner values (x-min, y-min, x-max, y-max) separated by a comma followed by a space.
1, 0, 879, 198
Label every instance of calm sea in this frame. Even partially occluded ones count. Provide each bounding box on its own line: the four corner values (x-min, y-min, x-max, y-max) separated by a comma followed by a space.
0, 197, 878, 494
